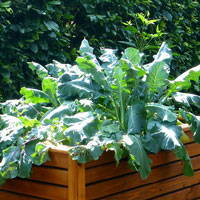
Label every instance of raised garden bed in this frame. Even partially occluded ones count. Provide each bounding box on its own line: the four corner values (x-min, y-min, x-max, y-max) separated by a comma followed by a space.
1, 127, 200, 200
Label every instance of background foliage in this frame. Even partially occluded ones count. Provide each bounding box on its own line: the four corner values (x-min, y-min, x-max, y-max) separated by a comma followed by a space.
0, 0, 200, 101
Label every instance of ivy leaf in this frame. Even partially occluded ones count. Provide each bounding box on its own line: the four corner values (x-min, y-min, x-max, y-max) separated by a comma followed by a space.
123, 135, 151, 179
20, 88, 50, 104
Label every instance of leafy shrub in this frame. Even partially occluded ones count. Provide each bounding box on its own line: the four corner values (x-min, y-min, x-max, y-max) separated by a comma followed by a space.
0, 40, 200, 183
0, 0, 76, 100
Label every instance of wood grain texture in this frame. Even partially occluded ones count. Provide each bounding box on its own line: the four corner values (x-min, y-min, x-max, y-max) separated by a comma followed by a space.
154, 184, 200, 200
86, 155, 200, 199
30, 166, 68, 186
86, 142, 199, 184
68, 157, 86, 200
102, 170, 200, 200
0, 191, 42, 200
44, 150, 68, 169
0, 179, 68, 200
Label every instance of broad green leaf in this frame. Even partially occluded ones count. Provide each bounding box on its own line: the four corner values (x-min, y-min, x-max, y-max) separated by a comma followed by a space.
146, 121, 181, 151
0, 146, 20, 179
123, 135, 151, 179
174, 144, 194, 176
79, 38, 94, 56
172, 92, 200, 109
127, 102, 146, 134
58, 76, 101, 103
146, 103, 177, 122
20, 88, 50, 104
146, 62, 169, 93
153, 42, 172, 65
42, 102, 76, 122
30, 143, 49, 166
107, 143, 124, 165
45, 61, 71, 78
76, 57, 106, 86
69, 138, 103, 163
63, 112, 98, 144
180, 111, 200, 143
42, 77, 59, 106
123, 47, 142, 65
170, 65, 200, 92
28, 62, 48, 79
18, 151, 32, 178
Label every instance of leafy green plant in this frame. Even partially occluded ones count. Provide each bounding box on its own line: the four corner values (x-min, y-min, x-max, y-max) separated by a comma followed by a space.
0, 39, 200, 184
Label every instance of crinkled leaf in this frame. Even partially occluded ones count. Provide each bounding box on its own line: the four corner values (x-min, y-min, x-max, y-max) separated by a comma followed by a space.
146, 103, 177, 122
20, 88, 50, 104
172, 92, 200, 109
30, 143, 49, 166
0, 115, 24, 149
146, 121, 181, 151
45, 60, 71, 78
63, 112, 98, 144
42, 102, 76, 122
58, 76, 101, 103
0, 146, 20, 179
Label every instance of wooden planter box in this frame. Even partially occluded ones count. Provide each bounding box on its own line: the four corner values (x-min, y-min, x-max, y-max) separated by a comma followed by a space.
1, 127, 200, 200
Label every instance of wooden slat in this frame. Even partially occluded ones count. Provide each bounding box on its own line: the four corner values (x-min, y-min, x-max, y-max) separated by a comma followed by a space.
68, 157, 86, 200
0, 191, 42, 200
0, 179, 68, 200
102, 170, 200, 200
86, 142, 200, 184
86, 155, 200, 199
44, 150, 68, 169
154, 184, 200, 200
86, 151, 115, 168
30, 166, 68, 186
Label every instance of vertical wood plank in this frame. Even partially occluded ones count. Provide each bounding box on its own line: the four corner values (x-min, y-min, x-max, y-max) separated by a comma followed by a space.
68, 156, 86, 200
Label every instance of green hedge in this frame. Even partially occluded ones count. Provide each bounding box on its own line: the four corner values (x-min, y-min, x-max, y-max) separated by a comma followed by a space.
0, 0, 200, 100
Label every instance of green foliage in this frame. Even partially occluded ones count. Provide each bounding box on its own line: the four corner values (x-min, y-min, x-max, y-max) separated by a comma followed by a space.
0, 0, 76, 100
0, 40, 200, 183
1, 0, 200, 101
